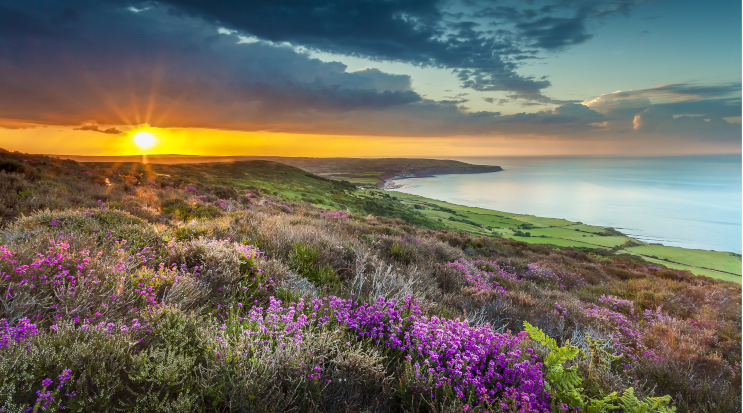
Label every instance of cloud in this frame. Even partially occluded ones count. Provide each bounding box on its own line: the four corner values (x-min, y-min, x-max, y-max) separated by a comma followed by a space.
74, 122, 122, 134
0, 1, 428, 128
514, 16, 593, 50
476, 1, 645, 51
0, 0, 589, 137
0, 0, 654, 117
583, 82, 742, 140
0, 0, 737, 143
583, 82, 742, 110
110, 0, 609, 102
633, 106, 740, 140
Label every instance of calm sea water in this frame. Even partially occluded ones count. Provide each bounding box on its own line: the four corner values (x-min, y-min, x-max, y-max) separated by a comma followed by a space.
388, 155, 742, 254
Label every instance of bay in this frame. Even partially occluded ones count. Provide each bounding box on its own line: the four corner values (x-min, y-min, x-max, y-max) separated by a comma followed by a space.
387, 155, 742, 254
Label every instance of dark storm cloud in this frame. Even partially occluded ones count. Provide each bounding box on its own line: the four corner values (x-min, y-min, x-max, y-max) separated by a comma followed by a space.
479, 8, 592, 50
476, 0, 644, 51
230, 82, 422, 113
0, 1, 425, 127
0, 6, 60, 38
0, 0, 615, 136
514, 16, 593, 49
109, 0, 568, 102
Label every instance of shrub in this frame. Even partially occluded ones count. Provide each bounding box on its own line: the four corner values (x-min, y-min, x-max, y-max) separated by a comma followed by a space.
161, 198, 223, 221
0, 172, 31, 225
287, 243, 340, 288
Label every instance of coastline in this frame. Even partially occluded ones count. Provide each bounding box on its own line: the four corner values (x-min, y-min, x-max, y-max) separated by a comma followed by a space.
379, 166, 503, 189
374, 175, 741, 282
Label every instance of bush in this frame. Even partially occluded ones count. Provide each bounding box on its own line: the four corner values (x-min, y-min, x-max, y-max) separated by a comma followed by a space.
161, 198, 223, 221
10, 208, 160, 251
287, 243, 340, 288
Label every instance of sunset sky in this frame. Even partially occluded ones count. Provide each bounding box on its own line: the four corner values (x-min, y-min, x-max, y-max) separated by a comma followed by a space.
0, 0, 740, 157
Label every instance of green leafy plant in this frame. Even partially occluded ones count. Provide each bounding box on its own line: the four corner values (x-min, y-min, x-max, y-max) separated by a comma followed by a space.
161, 198, 222, 221
287, 242, 340, 288
524, 322, 676, 413
524, 321, 583, 406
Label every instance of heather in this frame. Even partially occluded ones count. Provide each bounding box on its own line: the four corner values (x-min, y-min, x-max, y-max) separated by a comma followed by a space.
0, 150, 739, 412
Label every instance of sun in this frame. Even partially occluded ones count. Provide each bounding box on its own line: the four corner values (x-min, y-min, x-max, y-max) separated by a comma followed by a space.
133, 131, 157, 149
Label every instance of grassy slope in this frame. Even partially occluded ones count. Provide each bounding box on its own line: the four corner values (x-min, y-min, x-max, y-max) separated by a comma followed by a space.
83, 159, 742, 282
365, 190, 741, 282
2, 149, 740, 412
86, 161, 444, 230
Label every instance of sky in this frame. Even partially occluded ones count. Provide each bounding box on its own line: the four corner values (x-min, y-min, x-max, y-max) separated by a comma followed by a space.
0, 0, 740, 157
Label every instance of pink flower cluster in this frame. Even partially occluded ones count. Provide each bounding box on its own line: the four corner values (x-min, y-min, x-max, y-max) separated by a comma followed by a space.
0, 239, 102, 299
582, 304, 655, 361
598, 294, 635, 315
220, 295, 548, 410
523, 262, 586, 290
642, 307, 672, 324
447, 258, 511, 294
34, 368, 75, 409
0, 317, 39, 350
324, 211, 350, 219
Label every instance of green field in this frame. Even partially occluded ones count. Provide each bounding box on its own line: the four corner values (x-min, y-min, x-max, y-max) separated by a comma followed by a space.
563, 223, 614, 234
361, 190, 742, 283
638, 256, 743, 283
626, 245, 742, 276
526, 227, 631, 248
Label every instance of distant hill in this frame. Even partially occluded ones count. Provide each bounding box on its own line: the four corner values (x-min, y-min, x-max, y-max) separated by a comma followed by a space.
54, 154, 503, 188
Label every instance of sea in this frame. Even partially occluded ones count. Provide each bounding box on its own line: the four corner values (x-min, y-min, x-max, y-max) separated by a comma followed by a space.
387, 155, 742, 254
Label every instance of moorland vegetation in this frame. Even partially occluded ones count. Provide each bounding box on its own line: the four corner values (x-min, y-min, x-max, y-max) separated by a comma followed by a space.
0, 149, 740, 412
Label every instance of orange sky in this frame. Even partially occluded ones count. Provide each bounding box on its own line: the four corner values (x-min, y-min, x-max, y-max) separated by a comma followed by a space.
1, 124, 740, 158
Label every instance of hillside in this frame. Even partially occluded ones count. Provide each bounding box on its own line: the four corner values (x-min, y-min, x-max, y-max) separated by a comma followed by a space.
0, 148, 740, 412
71, 159, 742, 282
57, 155, 503, 188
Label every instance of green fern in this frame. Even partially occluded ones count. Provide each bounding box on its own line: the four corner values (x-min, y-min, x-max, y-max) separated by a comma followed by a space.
524, 322, 581, 396
523, 322, 676, 413
617, 388, 675, 413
